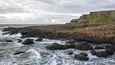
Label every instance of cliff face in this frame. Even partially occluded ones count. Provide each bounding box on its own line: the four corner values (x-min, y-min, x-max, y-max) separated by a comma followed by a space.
72, 10, 115, 24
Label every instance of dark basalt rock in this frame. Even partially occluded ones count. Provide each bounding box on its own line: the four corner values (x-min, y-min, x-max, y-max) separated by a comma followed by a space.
46, 43, 67, 50
105, 45, 113, 49
95, 45, 105, 49
2, 27, 19, 35
5, 40, 13, 42
35, 38, 43, 41
14, 51, 25, 55
105, 45, 115, 51
65, 40, 76, 48
22, 39, 34, 45
90, 49, 96, 55
21, 31, 28, 36
105, 48, 114, 55
65, 44, 75, 49
17, 39, 22, 43
66, 40, 76, 44
74, 54, 89, 61
21, 35, 28, 38
79, 52, 88, 56
2, 32, 9, 35
75, 42, 93, 50
68, 51, 73, 55
96, 51, 109, 58
10, 31, 18, 35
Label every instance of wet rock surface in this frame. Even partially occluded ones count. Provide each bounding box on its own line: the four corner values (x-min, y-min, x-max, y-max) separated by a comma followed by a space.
35, 38, 43, 41
74, 53, 89, 61
67, 51, 73, 55
95, 45, 105, 49
96, 51, 109, 57
17, 39, 22, 43
105, 48, 114, 55
5, 39, 14, 42
1, 28, 115, 65
79, 52, 88, 57
13, 51, 25, 55
75, 42, 93, 50
91, 49, 97, 55
22, 38, 34, 45
46, 43, 67, 50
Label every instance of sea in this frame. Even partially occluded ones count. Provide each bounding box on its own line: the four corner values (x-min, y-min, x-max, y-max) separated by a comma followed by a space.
0, 24, 115, 65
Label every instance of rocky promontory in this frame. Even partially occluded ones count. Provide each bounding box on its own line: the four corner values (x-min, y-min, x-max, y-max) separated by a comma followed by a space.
3, 10, 115, 44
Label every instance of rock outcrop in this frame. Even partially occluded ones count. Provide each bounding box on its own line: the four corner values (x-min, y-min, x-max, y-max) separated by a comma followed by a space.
74, 53, 89, 61
22, 39, 34, 45
75, 42, 93, 50
46, 43, 67, 50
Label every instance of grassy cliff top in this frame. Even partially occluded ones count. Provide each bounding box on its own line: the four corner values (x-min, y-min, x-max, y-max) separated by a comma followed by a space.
71, 10, 115, 24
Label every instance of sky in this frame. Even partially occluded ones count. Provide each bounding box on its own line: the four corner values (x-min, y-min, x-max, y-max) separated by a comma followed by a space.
0, 0, 115, 24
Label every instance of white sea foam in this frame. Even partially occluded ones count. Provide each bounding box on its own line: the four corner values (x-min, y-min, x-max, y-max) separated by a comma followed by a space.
26, 49, 41, 59
0, 29, 115, 65
0, 32, 22, 41
10, 33, 22, 39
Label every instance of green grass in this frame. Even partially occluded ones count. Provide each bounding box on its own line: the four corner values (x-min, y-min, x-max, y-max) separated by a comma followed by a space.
76, 10, 115, 24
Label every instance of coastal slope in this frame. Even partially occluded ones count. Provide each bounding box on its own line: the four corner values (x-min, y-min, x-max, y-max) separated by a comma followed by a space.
3, 10, 115, 44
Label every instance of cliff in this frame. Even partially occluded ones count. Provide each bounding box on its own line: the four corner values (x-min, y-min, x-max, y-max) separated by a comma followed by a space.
72, 10, 115, 24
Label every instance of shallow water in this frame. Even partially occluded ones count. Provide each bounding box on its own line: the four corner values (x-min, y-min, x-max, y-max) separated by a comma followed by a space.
0, 27, 115, 65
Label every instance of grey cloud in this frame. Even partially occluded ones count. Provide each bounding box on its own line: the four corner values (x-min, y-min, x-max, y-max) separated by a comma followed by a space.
35, 0, 115, 14
0, 6, 26, 13
0, 0, 115, 24
1, 0, 115, 14
0, 14, 77, 24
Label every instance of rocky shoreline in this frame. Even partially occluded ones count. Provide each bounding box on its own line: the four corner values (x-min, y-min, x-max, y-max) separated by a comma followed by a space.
2, 22, 115, 44
2, 22, 115, 61
2, 10, 115, 44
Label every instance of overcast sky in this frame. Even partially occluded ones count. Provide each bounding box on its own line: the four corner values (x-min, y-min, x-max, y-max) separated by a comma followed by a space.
0, 0, 115, 24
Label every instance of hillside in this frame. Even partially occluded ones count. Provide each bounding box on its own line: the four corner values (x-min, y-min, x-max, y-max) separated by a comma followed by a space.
71, 10, 115, 24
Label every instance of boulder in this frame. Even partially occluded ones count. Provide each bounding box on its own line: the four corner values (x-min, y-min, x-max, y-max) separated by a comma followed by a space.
90, 49, 96, 55
65, 44, 75, 48
5, 40, 13, 42
35, 38, 43, 41
74, 54, 89, 61
21, 31, 28, 36
14, 51, 25, 55
17, 39, 22, 43
95, 45, 105, 49
105, 45, 115, 51
96, 51, 109, 57
66, 40, 76, 44
22, 39, 34, 45
68, 51, 73, 55
2, 32, 9, 35
21, 35, 28, 38
105, 48, 114, 55
65, 40, 76, 48
79, 52, 88, 56
46, 43, 67, 50
75, 42, 93, 50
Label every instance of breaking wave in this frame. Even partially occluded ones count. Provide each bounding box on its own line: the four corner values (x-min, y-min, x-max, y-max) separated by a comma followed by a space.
0, 29, 115, 65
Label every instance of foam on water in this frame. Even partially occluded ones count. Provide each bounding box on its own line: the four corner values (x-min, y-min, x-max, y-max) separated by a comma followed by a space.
0, 29, 115, 65
26, 49, 41, 59
0, 30, 22, 41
